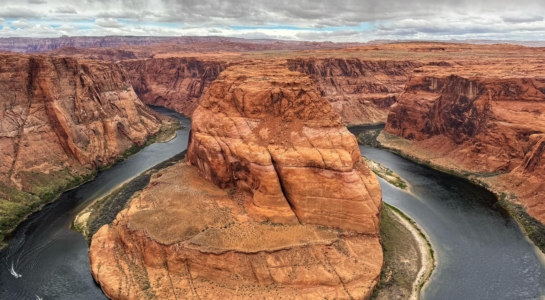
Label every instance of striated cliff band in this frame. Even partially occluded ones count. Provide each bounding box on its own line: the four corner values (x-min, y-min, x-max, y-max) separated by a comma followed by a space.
120, 57, 227, 117
90, 63, 383, 299
287, 58, 421, 125
382, 63, 545, 229
0, 54, 165, 243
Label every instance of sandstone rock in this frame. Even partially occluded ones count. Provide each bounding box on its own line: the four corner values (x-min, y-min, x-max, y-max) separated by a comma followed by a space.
187, 63, 382, 233
90, 62, 383, 299
90, 163, 383, 300
120, 58, 227, 117
288, 58, 421, 125
384, 67, 545, 222
0, 54, 162, 232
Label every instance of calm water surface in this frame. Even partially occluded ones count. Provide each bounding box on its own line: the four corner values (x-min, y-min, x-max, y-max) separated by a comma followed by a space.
349, 126, 545, 300
1, 121, 543, 299
0, 107, 190, 300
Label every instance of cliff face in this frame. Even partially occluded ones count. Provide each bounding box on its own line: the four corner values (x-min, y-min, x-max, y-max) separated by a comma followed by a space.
0, 54, 162, 237
188, 63, 382, 233
0, 36, 350, 53
120, 58, 227, 117
288, 58, 421, 125
384, 70, 545, 222
90, 63, 383, 299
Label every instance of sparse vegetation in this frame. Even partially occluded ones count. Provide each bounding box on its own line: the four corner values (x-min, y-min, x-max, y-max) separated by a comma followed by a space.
74, 150, 188, 242
372, 204, 435, 300
499, 193, 545, 252
377, 130, 545, 253
363, 157, 408, 190
0, 116, 181, 249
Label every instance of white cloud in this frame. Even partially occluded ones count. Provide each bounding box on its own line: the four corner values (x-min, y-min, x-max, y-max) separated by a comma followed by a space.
0, 0, 542, 41
54, 6, 77, 14
11, 19, 31, 28
95, 18, 125, 28
0, 7, 42, 18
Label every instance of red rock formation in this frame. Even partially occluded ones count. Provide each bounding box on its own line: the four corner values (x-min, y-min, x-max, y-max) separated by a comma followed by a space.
383, 67, 545, 222
0, 36, 353, 53
188, 63, 382, 233
120, 58, 226, 117
288, 58, 421, 125
90, 63, 383, 299
0, 54, 162, 226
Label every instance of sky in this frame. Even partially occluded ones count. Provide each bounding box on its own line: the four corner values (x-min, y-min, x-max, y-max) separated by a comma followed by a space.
1, 0, 545, 41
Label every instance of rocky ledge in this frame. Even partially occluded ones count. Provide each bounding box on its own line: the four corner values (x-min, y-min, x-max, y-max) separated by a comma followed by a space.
382, 65, 545, 247
90, 62, 383, 299
0, 54, 164, 244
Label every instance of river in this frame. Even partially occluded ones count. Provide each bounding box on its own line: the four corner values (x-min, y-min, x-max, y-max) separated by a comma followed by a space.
0, 107, 191, 300
349, 125, 545, 300
1, 115, 543, 299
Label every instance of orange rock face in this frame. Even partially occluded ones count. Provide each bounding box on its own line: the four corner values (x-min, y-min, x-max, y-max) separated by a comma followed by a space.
0, 54, 162, 205
120, 58, 226, 117
187, 63, 382, 233
90, 62, 383, 299
288, 58, 420, 125
384, 65, 545, 222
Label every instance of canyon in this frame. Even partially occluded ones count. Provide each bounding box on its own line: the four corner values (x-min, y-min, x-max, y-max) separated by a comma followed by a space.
89, 62, 383, 299
382, 57, 545, 231
1, 38, 545, 299
0, 54, 166, 243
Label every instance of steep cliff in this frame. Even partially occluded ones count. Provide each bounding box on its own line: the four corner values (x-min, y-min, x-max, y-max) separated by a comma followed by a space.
383, 67, 545, 223
90, 63, 383, 299
288, 58, 421, 125
0, 54, 163, 241
120, 58, 227, 117
0, 36, 349, 53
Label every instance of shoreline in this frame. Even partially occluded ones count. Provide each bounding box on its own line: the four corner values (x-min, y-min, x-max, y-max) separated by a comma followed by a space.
386, 203, 435, 300
0, 115, 181, 250
376, 131, 545, 254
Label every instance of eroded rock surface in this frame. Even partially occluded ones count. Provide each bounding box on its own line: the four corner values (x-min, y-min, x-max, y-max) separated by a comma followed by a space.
0, 54, 163, 238
288, 58, 420, 125
121, 58, 227, 117
90, 63, 383, 299
187, 63, 382, 233
384, 65, 545, 222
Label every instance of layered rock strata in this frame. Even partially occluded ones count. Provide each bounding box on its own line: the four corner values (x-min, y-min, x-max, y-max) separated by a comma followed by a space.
288, 58, 421, 125
384, 66, 545, 222
187, 63, 382, 233
90, 63, 383, 299
0, 54, 163, 239
120, 58, 227, 117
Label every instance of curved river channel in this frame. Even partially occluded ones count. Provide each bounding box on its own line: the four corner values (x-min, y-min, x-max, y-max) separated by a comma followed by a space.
0, 114, 544, 299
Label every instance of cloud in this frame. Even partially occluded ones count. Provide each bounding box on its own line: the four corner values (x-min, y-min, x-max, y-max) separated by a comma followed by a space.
95, 18, 125, 28
502, 14, 543, 23
0, 0, 543, 41
0, 7, 42, 18
11, 19, 31, 28
54, 6, 77, 14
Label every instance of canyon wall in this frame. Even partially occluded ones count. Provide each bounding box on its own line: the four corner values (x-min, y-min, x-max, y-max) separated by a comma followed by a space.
288, 58, 421, 125
0, 36, 347, 53
0, 54, 163, 239
383, 68, 545, 222
90, 63, 383, 299
120, 58, 227, 117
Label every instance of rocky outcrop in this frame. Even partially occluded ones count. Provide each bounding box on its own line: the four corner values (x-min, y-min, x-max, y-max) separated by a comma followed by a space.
0, 54, 163, 239
0, 36, 350, 53
384, 69, 545, 222
288, 58, 421, 125
188, 63, 382, 233
90, 63, 383, 299
120, 58, 227, 117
